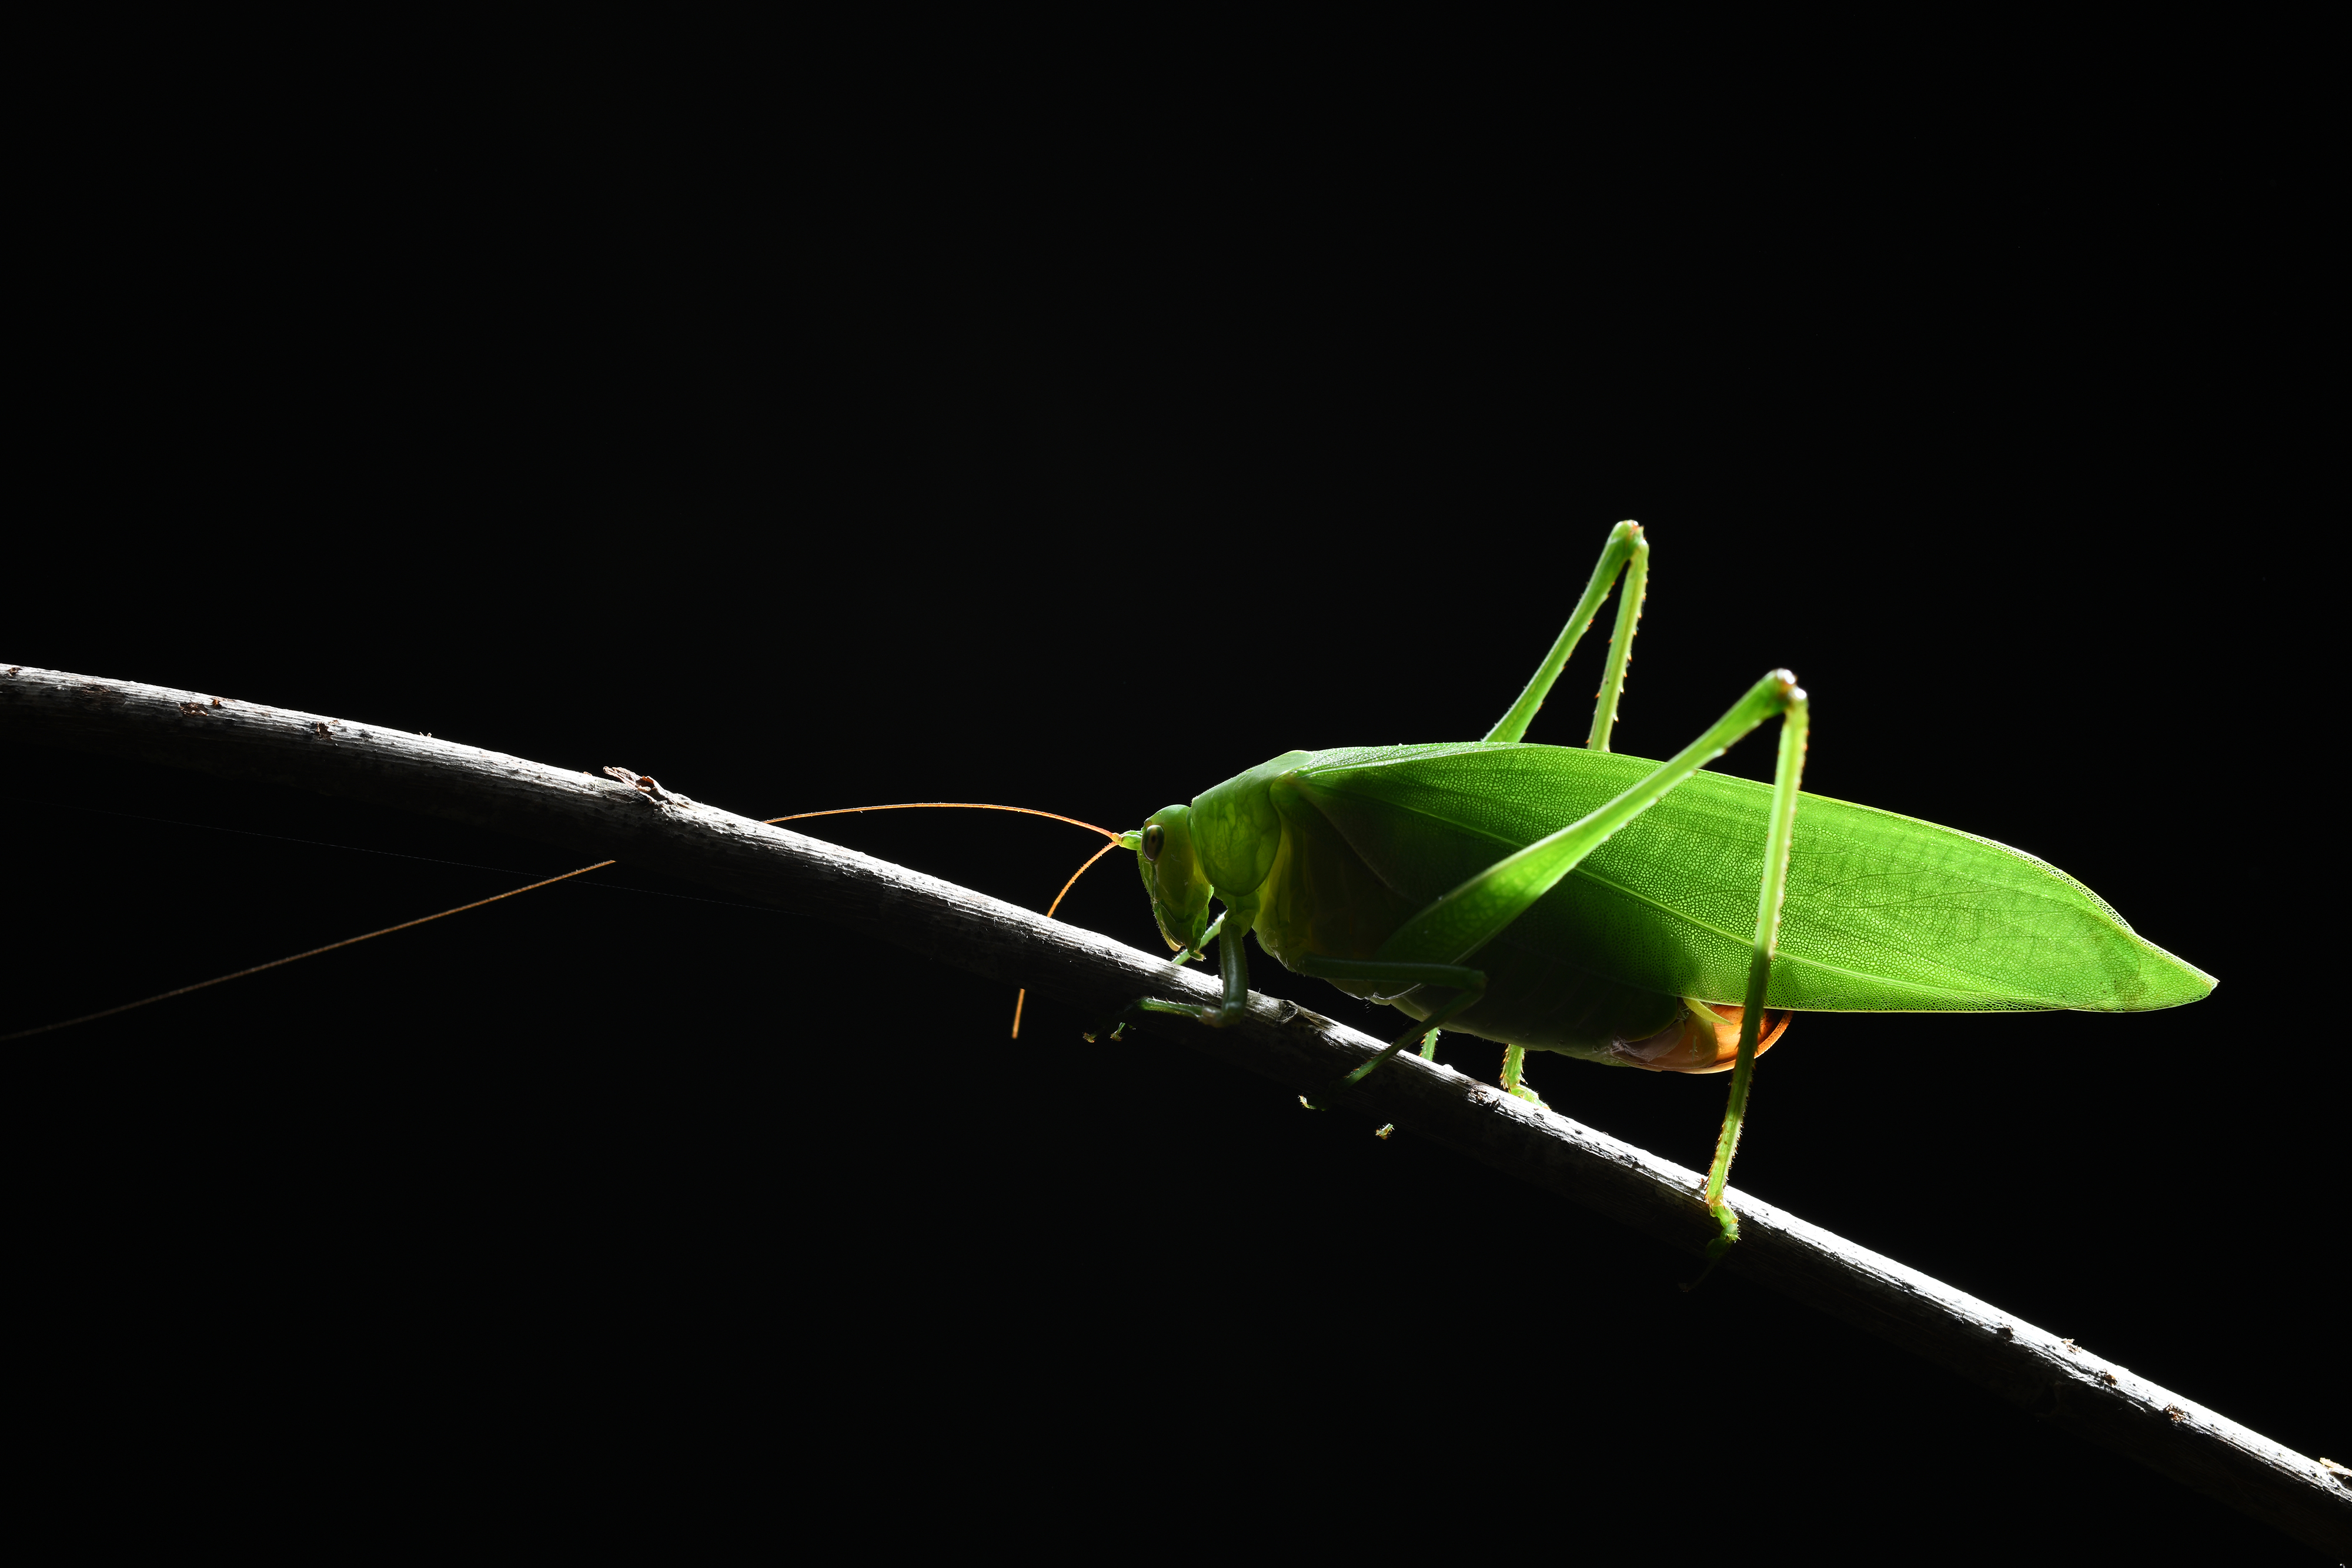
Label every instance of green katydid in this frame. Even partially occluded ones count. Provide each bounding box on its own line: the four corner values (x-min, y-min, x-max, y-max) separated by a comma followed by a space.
1097, 521, 2214, 1258
2, 521, 2214, 1269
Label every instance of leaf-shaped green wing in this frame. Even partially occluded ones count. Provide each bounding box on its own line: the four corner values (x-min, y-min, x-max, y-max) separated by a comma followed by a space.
1293, 744, 2213, 1012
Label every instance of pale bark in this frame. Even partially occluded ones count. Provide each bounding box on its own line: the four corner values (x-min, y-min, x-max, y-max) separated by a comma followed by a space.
3, 663, 2346, 1552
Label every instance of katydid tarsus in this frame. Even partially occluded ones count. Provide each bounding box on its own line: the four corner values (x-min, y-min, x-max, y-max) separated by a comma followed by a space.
1105, 521, 2214, 1258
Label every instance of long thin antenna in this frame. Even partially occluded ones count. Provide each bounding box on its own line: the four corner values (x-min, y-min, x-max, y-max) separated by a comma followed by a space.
1010, 837, 1125, 1039
1, 858, 617, 1040
8, 804, 1128, 1042
765, 803, 1120, 842
760, 804, 1132, 1041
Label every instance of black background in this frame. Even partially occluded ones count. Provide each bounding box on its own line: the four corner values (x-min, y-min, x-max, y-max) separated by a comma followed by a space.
8, 44, 2339, 1557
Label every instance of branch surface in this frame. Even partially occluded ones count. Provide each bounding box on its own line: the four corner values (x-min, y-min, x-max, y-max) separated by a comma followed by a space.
4, 663, 2345, 1552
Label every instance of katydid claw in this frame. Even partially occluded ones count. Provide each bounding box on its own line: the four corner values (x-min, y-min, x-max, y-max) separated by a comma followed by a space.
1678, 1204, 1742, 1291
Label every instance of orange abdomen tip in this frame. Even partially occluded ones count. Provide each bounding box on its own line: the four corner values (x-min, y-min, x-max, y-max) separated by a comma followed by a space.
1607, 999, 1793, 1075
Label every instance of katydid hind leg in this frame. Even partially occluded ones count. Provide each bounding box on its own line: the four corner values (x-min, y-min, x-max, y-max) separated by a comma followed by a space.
1583, 529, 1649, 753
1369, 668, 1809, 1035
1484, 521, 1646, 745
1695, 687, 1812, 1258
1379, 665, 1810, 1221
1499, 1043, 1548, 1108
1309, 667, 1805, 1118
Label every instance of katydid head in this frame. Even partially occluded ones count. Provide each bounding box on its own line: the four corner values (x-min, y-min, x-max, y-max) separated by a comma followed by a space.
1132, 804, 1214, 955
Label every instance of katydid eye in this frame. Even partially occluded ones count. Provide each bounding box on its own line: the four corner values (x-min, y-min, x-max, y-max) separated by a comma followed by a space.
1142, 824, 1165, 862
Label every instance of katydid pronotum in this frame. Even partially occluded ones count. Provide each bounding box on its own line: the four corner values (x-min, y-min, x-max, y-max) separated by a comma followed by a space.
1102, 521, 2213, 1259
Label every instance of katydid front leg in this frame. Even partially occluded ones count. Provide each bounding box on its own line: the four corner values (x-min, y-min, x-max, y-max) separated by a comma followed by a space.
1098, 901, 1258, 1041
1198, 902, 1258, 1028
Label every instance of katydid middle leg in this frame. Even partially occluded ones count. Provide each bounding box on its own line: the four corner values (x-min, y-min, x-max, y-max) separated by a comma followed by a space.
1369, 1028, 1445, 1137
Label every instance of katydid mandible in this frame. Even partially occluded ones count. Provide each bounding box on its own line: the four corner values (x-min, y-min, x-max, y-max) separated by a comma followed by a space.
1107, 522, 2214, 1259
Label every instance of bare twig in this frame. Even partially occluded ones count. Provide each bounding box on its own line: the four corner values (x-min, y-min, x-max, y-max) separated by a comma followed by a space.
3, 663, 2346, 1552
